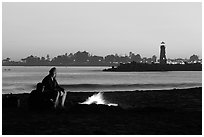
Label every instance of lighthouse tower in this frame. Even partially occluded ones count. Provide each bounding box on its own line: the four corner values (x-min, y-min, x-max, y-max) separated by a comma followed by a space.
160, 41, 167, 64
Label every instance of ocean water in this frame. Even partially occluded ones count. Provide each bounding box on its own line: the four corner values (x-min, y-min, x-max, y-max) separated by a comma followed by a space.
2, 66, 202, 94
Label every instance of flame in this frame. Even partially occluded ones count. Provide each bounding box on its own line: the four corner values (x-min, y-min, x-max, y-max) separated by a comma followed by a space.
80, 92, 118, 106
81, 92, 106, 105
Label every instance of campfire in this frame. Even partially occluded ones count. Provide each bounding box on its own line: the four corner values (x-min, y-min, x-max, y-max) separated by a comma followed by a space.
80, 92, 118, 106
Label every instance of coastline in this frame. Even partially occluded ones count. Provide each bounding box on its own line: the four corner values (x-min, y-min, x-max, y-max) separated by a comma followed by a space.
103, 63, 202, 72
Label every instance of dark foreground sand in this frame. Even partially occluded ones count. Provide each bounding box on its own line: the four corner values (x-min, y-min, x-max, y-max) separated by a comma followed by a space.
2, 87, 202, 135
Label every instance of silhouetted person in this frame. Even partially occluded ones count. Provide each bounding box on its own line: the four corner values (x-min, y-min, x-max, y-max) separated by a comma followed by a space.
28, 82, 44, 110
42, 67, 67, 109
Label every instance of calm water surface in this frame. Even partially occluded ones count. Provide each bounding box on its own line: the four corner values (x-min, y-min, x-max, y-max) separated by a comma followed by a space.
2, 66, 202, 94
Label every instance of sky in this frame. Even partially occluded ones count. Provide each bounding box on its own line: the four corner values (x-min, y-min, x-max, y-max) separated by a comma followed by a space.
2, 2, 202, 61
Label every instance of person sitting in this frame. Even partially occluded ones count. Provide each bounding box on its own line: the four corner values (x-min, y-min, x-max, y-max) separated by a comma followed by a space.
42, 67, 67, 109
28, 82, 45, 110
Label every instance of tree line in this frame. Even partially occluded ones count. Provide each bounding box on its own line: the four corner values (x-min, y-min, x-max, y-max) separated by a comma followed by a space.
2, 51, 201, 66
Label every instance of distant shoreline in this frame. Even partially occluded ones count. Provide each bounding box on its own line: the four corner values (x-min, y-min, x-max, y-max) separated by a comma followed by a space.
103, 62, 202, 71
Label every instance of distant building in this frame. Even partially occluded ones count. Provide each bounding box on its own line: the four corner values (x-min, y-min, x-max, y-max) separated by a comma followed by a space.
159, 41, 167, 64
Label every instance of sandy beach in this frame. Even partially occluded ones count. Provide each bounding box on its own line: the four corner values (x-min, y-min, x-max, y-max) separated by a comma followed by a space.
2, 87, 202, 135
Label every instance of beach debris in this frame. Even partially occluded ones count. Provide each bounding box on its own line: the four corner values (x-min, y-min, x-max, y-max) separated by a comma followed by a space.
80, 92, 118, 106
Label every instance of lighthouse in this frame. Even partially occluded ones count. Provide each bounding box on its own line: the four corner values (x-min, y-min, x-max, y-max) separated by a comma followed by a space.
160, 41, 167, 64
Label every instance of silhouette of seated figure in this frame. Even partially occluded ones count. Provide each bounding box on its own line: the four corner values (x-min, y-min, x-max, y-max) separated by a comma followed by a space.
42, 67, 67, 109
28, 82, 46, 110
